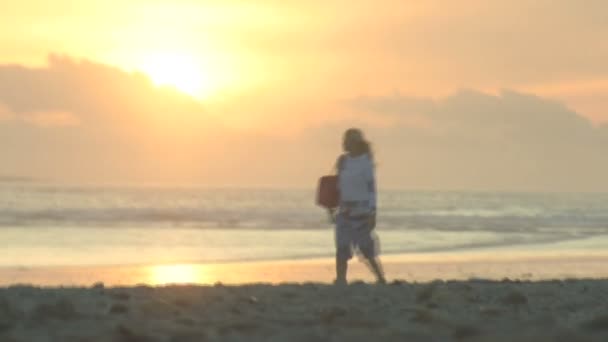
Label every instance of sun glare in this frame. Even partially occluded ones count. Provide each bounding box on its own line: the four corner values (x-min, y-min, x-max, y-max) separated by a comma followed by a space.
148, 264, 209, 285
141, 53, 211, 99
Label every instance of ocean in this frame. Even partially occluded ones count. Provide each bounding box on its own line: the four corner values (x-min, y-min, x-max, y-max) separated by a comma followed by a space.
2, 184, 608, 267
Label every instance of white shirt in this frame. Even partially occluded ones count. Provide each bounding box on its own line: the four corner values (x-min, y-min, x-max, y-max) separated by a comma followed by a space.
338, 153, 376, 209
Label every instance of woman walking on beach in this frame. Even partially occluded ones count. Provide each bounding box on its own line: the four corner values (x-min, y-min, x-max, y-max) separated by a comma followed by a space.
331, 128, 386, 285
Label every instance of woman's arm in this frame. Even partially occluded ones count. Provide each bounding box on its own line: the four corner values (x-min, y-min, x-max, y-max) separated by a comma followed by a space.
367, 160, 377, 210
328, 155, 345, 224
335, 154, 346, 174
367, 158, 377, 229
327, 207, 337, 223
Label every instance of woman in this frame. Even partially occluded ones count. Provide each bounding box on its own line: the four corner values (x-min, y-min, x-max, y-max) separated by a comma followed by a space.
330, 128, 386, 285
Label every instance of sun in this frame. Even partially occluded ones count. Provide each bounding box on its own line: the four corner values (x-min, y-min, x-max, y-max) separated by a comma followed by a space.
141, 53, 211, 98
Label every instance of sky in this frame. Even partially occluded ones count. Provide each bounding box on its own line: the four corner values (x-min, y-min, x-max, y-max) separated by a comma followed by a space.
1, 0, 607, 191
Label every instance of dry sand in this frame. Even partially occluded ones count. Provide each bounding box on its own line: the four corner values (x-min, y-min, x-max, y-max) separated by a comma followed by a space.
2, 279, 608, 341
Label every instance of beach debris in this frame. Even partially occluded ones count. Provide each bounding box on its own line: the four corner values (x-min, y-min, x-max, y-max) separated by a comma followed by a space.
247, 295, 259, 304
581, 313, 608, 331
109, 303, 129, 315
92, 282, 105, 290
32, 298, 77, 320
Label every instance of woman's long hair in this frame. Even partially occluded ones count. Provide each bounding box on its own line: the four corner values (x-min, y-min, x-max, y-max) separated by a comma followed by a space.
343, 128, 374, 163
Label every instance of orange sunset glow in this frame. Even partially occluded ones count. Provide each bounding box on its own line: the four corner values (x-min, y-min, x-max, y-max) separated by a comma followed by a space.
4, 3, 608, 341
148, 264, 209, 285
1, 1, 608, 191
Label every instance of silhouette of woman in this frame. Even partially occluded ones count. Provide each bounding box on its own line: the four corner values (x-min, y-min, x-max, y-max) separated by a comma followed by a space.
330, 128, 386, 285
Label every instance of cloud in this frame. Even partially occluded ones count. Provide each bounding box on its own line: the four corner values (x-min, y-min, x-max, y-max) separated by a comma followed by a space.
0, 54, 210, 131
0, 55, 227, 183
0, 103, 79, 127
0, 103, 14, 121
350, 90, 608, 191
0, 56, 334, 186
358, 89, 597, 143
21, 111, 80, 127
0, 55, 607, 191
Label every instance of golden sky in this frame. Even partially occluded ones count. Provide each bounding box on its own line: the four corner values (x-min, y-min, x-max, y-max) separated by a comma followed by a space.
3, 1, 606, 113
1, 1, 608, 190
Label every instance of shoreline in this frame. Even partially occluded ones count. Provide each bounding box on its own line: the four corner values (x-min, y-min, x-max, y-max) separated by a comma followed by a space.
3, 251, 608, 287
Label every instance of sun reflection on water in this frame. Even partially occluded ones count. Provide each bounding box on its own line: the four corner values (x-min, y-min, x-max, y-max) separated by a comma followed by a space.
148, 264, 211, 285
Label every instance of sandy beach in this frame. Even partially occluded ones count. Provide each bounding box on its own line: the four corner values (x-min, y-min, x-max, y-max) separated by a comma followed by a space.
3, 279, 608, 341
2, 255, 608, 341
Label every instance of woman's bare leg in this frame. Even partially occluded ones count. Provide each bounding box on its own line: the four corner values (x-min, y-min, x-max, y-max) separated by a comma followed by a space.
335, 245, 351, 285
365, 256, 386, 284
335, 255, 348, 284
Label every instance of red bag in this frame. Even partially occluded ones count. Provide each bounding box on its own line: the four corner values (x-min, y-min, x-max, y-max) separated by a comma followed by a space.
316, 175, 339, 209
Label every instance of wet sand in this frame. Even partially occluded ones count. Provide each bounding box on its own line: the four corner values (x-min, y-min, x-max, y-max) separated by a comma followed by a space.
2, 252, 608, 286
